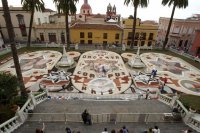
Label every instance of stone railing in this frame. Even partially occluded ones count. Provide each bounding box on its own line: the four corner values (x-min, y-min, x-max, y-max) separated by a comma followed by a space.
35, 91, 48, 104
186, 114, 200, 132
158, 94, 172, 106
0, 116, 22, 133
158, 93, 200, 132
47, 93, 138, 101
0, 91, 48, 133
26, 112, 171, 123
173, 100, 189, 118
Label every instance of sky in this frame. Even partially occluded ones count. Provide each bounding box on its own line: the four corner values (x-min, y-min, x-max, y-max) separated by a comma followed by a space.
1, 0, 200, 22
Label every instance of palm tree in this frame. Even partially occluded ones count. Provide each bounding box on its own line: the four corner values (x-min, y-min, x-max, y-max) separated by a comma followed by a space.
124, 0, 149, 49
21, 0, 45, 47
53, 0, 79, 49
162, 0, 188, 50
1, 0, 27, 98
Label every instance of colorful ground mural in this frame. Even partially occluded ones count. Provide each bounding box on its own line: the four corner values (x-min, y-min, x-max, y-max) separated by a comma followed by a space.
71, 50, 132, 95
0, 50, 199, 96
0, 51, 62, 88
141, 53, 200, 96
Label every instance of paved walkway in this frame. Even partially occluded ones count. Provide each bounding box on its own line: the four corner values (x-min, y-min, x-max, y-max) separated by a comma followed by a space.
14, 121, 197, 133
32, 99, 171, 114
13, 100, 196, 133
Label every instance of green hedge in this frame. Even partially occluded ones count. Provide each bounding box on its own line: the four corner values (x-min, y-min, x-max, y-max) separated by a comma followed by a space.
0, 105, 15, 124
179, 94, 200, 113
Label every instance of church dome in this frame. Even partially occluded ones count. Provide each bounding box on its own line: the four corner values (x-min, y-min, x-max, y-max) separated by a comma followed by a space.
81, 3, 91, 10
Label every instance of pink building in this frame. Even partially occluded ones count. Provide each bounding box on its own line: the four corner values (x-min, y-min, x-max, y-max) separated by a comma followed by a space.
158, 15, 200, 54
191, 30, 200, 56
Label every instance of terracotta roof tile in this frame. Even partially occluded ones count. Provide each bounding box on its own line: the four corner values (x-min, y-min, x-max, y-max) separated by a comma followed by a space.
70, 23, 122, 30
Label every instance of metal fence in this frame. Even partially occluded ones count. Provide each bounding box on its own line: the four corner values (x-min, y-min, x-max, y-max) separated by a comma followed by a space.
26, 113, 179, 123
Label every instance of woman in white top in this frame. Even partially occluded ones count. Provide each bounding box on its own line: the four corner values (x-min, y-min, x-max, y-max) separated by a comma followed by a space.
152, 126, 160, 133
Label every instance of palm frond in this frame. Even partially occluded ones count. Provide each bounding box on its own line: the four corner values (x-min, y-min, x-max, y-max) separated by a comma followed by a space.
161, 0, 188, 8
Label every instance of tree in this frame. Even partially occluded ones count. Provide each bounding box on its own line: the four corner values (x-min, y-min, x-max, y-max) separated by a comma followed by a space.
162, 0, 188, 50
21, 0, 45, 47
124, 0, 149, 49
128, 15, 134, 19
1, 0, 27, 98
0, 72, 18, 104
53, 0, 79, 49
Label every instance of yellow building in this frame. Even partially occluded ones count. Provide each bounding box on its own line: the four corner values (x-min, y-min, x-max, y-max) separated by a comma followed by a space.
70, 23, 123, 45
122, 18, 158, 47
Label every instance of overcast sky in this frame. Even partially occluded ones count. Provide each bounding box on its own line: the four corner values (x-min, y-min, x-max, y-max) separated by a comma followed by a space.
1, 0, 200, 22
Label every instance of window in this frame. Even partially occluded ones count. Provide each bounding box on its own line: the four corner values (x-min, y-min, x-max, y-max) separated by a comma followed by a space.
48, 33, 57, 43
115, 33, 119, 39
128, 32, 132, 39
141, 33, 146, 40
38, 18, 41, 25
127, 41, 131, 46
103, 33, 107, 39
16, 14, 25, 25
88, 40, 92, 44
40, 33, 44, 42
141, 41, 145, 46
80, 32, 84, 38
88, 32, 92, 38
61, 32, 65, 44
16, 14, 27, 37
148, 33, 154, 40
148, 41, 152, 46
83, 10, 85, 13
103, 41, 107, 44
134, 41, 138, 46
179, 40, 183, 47
80, 40, 85, 44
184, 40, 188, 47
135, 32, 139, 40
44, 17, 47, 23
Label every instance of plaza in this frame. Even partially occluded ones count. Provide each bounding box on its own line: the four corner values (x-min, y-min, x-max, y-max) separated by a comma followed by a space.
0, 0, 200, 132
0, 46, 200, 132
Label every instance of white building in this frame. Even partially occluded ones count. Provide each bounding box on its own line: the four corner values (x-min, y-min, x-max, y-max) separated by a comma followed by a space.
34, 8, 56, 25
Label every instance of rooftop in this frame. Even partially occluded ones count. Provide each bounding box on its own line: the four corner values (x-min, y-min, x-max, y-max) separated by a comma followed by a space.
70, 23, 123, 30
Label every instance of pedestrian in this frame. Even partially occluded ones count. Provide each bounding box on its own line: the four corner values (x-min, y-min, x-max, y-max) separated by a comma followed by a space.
163, 77, 167, 86
86, 111, 92, 125
102, 128, 108, 133
119, 126, 129, 133
147, 128, 153, 133
65, 127, 71, 133
145, 89, 150, 100
153, 70, 157, 78
81, 109, 88, 124
82, 109, 92, 125
152, 126, 160, 133
36, 123, 45, 133
111, 129, 116, 133
182, 129, 192, 133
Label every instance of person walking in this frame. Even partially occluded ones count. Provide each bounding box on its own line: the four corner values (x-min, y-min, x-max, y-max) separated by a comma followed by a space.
145, 89, 150, 100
